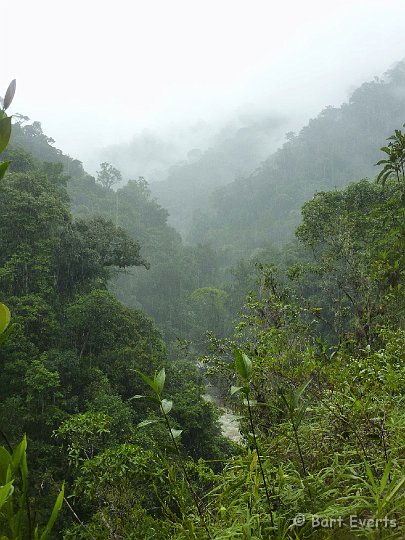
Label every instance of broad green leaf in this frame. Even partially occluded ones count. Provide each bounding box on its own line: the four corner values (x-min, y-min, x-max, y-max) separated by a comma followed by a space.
39, 483, 64, 540
161, 399, 172, 414
11, 435, 27, 472
231, 385, 249, 396
0, 160, 10, 181
138, 419, 160, 428
155, 368, 166, 394
0, 323, 15, 345
234, 349, 252, 381
3, 80, 16, 111
20, 440, 28, 489
0, 447, 12, 484
5, 464, 12, 483
128, 394, 160, 405
134, 370, 159, 394
0, 116, 11, 154
0, 304, 11, 334
0, 480, 13, 510
170, 428, 182, 439
0, 447, 11, 469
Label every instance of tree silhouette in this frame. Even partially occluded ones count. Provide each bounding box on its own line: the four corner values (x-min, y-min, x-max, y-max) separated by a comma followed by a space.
96, 162, 122, 189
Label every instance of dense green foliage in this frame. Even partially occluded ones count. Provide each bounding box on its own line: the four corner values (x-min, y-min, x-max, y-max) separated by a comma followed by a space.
0, 80, 65, 540
0, 104, 229, 537
1, 63, 404, 538
7, 120, 231, 346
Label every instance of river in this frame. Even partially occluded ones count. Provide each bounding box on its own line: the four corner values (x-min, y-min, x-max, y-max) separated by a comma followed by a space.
202, 386, 243, 444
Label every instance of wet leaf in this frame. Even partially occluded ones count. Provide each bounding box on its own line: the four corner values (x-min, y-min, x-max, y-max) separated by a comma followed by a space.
155, 368, 166, 394
0, 161, 10, 181
134, 370, 159, 394
161, 399, 172, 414
234, 349, 252, 381
0, 117, 11, 154
3, 80, 16, 111
0, 304, 11, 334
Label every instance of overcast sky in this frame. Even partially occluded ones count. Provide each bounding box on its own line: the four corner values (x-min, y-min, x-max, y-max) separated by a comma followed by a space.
4, 0, 405, 171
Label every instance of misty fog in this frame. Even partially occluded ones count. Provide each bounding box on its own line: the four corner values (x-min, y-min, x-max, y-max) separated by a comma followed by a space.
2, 2, 405, 538
5, 0, 405, 172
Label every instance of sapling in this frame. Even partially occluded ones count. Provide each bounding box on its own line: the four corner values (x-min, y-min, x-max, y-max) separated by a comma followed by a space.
277, 381, 311, 479
134, 367, 212, 539
277, 381, 315, 508
231, 349, 275, 528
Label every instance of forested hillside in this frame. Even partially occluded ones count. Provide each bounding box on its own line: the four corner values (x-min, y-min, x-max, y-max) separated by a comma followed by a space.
0, 88, 231, 537
1, 59, 404, 538
6, 121, 232, 347
9, 62, 405, 349
189, 61, 405, 260
148, 113, 287, 235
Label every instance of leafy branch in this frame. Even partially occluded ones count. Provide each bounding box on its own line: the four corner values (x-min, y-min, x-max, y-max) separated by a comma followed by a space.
231, 349, 275, 529
134, 367, 212, 539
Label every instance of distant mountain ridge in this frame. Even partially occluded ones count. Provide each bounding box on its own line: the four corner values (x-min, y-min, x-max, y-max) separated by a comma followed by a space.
185, 60, 405, 261
148, 113, 288, 234
8, 59, 405, 269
